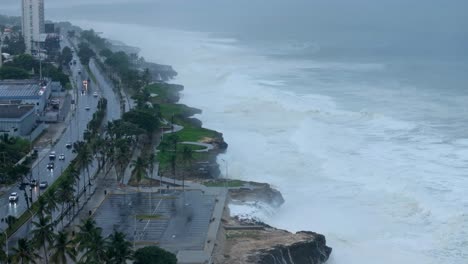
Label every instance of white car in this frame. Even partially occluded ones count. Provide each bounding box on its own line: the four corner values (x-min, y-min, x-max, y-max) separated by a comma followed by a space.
59, 154, 65, 160
9, 192, 19, 202
93, 92, 98, 97
85, 106, 90, 111
49, 151, 56, 160
39, 181, 48, 189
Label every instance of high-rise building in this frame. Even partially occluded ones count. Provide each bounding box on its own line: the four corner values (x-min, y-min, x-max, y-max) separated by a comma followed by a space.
21, 0, 45, 54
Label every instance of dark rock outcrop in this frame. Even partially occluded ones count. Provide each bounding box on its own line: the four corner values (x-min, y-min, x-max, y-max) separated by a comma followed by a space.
247, 232, 332, 264
230, 182, 285, 208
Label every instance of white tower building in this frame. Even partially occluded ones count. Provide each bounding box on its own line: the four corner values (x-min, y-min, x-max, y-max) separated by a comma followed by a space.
21, 0, 45, 54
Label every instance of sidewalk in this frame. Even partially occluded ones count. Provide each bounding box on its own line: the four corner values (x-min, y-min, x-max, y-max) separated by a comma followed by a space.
66, 166, 118, 230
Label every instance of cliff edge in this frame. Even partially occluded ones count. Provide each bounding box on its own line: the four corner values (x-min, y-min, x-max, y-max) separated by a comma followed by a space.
213, 206, 332, 264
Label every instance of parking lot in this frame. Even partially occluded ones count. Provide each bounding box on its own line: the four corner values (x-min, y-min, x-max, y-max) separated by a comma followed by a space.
93, 190, 217, 252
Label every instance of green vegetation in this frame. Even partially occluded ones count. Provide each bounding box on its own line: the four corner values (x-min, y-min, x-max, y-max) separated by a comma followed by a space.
0, 134, 31, 185
2, 54, 70, 86
133, 246, 177, 264
136, 214, 163, 220
203, 179, 246, 188
59, 46, 73, 66
141, 83, 222, 177
77, 42, 96, 65
0, 66, 30, 79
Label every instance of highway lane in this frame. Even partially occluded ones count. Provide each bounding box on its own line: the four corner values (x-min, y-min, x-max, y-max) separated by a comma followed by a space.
0, 45, 99, 230
2, 39, 125, 250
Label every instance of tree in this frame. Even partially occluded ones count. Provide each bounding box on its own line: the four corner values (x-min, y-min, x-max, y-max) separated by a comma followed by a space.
31, 214, 54, 264
131, 157, 148, 187
99, 48, 113, 58
0, 66, 30, 79
11, 238, 41, 264
106, 230, 133, 264
50, 231, 76, 264
6, 54, 37, 72
55, 177, 75, 227
43, 190, 59, 216
180, 145, 194, 189
0, 234, 7, 263
73, 141, 93, 195
133, 246, 177, 264
61, 47, 73, 66
77, 42, 95, 65
75, 218, 107, 264
67, 30, 75, 38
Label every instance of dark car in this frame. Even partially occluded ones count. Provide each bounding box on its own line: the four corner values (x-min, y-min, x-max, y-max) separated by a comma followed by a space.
29, 179, 38, 187
66, 142, 72, 149
47, 162, 54, 170
18, 182, 28, 190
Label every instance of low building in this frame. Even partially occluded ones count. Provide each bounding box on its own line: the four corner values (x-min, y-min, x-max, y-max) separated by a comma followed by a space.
0, 79, 51, 114
0, 104, 37, 136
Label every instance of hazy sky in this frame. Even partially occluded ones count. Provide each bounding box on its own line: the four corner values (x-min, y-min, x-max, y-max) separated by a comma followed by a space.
2, 0, 467, 35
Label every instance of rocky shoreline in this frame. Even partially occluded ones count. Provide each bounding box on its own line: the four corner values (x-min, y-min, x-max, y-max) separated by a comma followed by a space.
72, 23, 333, 263
132, 46, 333, 264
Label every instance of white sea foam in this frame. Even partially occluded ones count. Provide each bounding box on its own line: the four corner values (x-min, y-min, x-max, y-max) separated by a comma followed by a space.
73, 20, 468, 264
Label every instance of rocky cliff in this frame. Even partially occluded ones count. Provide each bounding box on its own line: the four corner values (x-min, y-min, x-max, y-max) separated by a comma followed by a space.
247, 231, 332, 264
215, 223, 332, 264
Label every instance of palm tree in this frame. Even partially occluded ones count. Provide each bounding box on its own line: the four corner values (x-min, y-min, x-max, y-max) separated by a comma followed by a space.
55, 177, 75, 227
0, 234, 7, 263
148, 152, 155, 179
42, 191, 58, 217
114, 138, 130, 183
50, 231, 76, 264
131, 157, 148, 187
181, 146, 194, 190
106, 230, 133, 264
80, 229, 107, 263
75, 218, 106, 264
11, 238, 40, 264
68, 167, 80, 205
73, 141, 93, 196
31, 214, 54, 264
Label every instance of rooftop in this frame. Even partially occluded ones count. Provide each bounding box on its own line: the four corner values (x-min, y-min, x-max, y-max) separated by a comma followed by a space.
0, 104, 35, 119
0, 79, 47, 98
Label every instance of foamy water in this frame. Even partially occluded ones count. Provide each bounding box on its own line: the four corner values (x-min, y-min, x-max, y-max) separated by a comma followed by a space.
74, 21, 468, 264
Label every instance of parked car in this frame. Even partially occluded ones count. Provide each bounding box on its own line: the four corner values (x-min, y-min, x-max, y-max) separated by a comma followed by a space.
59, 154, 65, 160
39, 181, 48, 189
9, 192, 19, 202
47, 162, 54, 170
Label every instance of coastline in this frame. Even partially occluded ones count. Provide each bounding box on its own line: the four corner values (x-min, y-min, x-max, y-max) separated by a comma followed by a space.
67, 23, 333, 263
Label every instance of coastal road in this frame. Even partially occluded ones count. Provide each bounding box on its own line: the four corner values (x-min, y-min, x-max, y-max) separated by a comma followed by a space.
0, 52, 97, 231
0, 38, 121, 240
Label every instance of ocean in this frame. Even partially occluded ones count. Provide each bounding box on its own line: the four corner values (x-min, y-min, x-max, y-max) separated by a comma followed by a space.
4, 0, 468, 263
